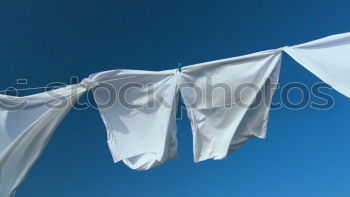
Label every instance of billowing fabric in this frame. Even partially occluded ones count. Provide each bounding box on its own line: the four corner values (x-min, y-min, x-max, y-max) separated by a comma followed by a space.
0, 33, 348, 190
179, 49, 282, 162
88, 69, 179, 170
0, 85, 86, 197
284, 32, 350, 97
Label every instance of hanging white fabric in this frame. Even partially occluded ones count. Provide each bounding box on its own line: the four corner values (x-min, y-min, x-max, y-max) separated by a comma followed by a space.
179, 49, 282, 162
88, 69, 179, 170
0, 84, 87, 197
284, 32, 350, 97
0, 32, 349, 194
86, 32, 350, 166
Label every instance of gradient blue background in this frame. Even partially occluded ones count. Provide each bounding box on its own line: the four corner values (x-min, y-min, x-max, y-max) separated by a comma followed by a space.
1, 0, 350, 196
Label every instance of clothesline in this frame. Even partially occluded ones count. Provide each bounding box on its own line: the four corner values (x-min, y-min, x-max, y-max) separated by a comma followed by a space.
0, 85, 67, 93
0, 48, 289, 94
0, 76, 137, 93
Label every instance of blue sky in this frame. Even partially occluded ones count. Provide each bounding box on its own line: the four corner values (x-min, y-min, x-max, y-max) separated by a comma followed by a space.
1, 0, 350, 196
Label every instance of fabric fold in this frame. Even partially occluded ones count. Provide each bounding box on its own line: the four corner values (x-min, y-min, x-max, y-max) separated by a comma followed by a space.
284, 32, 350, 97
0, 84, 87, 197
179, 49, 282, 162
88, 69, 179, 170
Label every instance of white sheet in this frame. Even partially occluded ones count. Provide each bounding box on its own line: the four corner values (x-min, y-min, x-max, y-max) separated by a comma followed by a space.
0, 84, 87, 197
284, 32, 350, 97
88, 69, 179, 170
179, 49, 282, 162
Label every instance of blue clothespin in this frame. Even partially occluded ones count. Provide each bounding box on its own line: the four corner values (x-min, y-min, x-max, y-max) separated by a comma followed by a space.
177, 63, 182, 72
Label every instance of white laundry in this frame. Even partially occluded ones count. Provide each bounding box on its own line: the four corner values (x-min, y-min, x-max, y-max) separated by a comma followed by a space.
1, 32, 350, 197
284, 32, 350, 97
179, 49, 282, 162
88, 69, 179, 170
0, 84, 87, 197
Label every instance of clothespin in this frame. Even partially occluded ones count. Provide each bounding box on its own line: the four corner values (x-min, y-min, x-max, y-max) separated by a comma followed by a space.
177, 63, 182, 72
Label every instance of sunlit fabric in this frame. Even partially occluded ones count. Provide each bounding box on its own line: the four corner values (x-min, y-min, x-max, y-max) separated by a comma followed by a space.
87, 70, 179, 170
179, 49, 282, 162
1, 32, 350, 196
0, 85, 86, 197
284, 32, 350, 97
